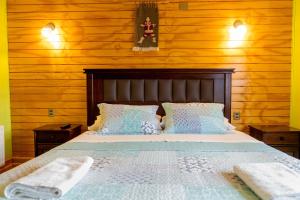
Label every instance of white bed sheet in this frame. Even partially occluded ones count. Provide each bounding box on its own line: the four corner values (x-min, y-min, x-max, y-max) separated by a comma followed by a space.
70, 130, 260, 143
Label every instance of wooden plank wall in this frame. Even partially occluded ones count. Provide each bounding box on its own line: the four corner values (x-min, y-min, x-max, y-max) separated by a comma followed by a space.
7, 0, 292, 159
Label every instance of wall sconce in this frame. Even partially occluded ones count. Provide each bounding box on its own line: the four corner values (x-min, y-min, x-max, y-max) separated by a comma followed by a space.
41, 23, 60, 48
228, 20, 247, 48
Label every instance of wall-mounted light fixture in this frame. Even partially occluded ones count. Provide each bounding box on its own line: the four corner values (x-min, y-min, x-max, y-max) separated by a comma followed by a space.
228, 20, 247, 48
41, 23, 60, 48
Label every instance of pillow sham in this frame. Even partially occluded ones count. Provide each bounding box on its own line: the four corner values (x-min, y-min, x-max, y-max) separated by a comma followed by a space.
97, 103, 161, 135
88, 115, 103, 131
162, 103, 227, 134
160, 116, 236, 131
224, 118, 236, 131
89, 114, 163, 132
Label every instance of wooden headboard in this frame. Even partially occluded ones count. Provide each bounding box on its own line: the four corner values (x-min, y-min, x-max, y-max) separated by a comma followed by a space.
84, 69, 234, 126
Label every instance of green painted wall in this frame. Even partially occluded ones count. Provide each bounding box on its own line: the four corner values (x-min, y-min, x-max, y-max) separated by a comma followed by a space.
0, 0, 12, 160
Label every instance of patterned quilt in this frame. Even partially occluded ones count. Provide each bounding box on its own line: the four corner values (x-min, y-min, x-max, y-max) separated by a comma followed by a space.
1, 141, 299, 200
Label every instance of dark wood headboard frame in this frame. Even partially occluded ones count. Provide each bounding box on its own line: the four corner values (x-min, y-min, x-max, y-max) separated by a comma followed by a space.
84, 68, 234, 126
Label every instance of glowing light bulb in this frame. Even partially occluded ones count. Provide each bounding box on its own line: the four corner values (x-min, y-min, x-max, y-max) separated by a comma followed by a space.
41, 27, 52, 38
41, 23, 61, 48
228, 20, 247, 48
41, 23, 55, 38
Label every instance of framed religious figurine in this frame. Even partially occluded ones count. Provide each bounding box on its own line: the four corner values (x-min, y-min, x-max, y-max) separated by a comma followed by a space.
133, 2, 159, 51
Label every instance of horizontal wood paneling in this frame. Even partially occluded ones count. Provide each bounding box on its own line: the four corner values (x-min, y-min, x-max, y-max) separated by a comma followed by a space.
8, 64, 291, 72
8, 17, 292, 28
7, 0, 293, 4
8, 48, 292, 57
7, 0, 292, 158
11, 108, 86, 116
7, 1, 292, 12
9, 32, 292, 42
7, 9, 292, 19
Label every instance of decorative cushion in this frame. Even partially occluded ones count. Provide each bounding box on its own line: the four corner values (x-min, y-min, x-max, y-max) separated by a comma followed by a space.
162, 103, 227, 134
89, 115, 163, 132
97, 103, 160, 135
88, 115, 103, 131
161, 117, 235, 131
224, 118, 236, 131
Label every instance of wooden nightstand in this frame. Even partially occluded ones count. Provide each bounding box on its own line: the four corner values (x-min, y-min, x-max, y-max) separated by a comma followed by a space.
33, 124, 82, 157
249, 125, 300, 159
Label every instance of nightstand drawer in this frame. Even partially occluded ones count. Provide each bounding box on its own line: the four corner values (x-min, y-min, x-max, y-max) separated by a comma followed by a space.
263, 133, 299, 145
37, 144, 60, 155
35, 132, 68, 143
249, 125, 300, 159
34, 124, 82, 157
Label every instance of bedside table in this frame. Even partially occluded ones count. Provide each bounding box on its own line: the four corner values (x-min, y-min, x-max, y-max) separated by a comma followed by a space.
33, 124, 82, 157
249, 125, 300, 158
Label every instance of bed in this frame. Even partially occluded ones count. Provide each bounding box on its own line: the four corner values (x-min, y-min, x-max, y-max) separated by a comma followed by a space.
0, 69, 299, 200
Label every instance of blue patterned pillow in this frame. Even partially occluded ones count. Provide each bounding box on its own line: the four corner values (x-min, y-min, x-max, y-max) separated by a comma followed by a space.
97, 103, 161, 135
162, 103, 227, 134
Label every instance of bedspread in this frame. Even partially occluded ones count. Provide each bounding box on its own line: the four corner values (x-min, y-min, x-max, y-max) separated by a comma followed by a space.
1, 141, 299, 200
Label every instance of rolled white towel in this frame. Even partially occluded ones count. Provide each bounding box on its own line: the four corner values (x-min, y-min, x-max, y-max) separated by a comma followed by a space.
234, 162, 300, 200
4, 156, 93, 200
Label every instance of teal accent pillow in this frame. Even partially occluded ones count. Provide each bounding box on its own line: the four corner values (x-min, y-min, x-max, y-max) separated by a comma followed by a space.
97, 103, 161, 135
162, 103, 227, 134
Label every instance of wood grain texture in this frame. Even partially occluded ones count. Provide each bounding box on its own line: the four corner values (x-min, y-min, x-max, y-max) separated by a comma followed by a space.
7, 0, 292, 158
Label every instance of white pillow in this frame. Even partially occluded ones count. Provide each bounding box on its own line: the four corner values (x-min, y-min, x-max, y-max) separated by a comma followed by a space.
88, 114, 162, 132
161, 117, 235, 131
89, 108, 235, 133
224, 118, 236, 131
97, 103, 161, 135
88, 115, 103, 131
162, 103, 227, 134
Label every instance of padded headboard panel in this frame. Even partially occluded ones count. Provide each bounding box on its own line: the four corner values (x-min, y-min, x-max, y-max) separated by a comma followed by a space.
84, 69, 234, 126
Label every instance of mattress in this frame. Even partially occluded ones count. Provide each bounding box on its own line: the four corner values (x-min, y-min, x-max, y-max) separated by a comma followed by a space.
70, 130, 260, 143
0, 131, 299, 200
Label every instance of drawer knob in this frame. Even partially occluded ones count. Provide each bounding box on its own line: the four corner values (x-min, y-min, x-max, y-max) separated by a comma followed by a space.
279, 136, 285, 141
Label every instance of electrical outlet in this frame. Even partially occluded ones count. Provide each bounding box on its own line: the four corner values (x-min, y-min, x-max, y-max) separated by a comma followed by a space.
233, 112, 240, 120
48, 109, 55, 117
178, 2, 188, 10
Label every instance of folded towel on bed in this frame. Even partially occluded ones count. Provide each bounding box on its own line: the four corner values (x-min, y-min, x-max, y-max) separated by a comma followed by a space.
234, 162, 300, 200
4, 156, 93, 200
